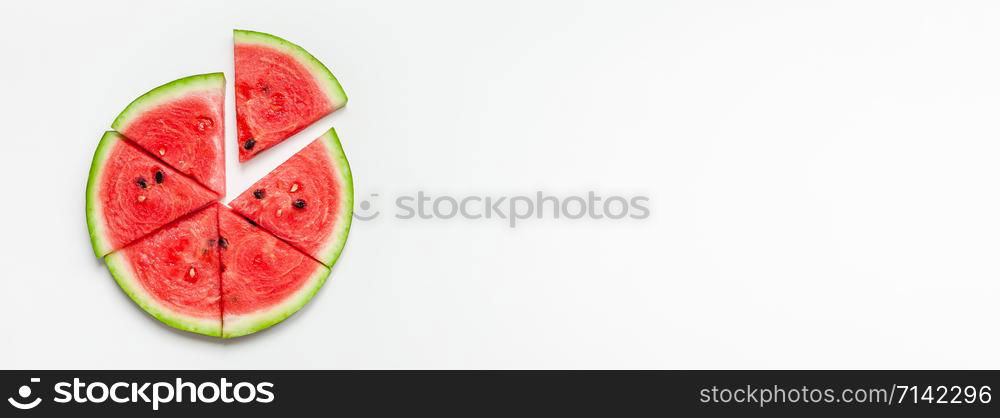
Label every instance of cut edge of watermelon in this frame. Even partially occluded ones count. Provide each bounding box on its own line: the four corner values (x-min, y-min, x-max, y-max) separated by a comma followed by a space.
111, 73, 226, 132
222, 263, 331, 338
314, 128, 354, 267
105, 250, 222, 337
233, 29, 348, 110
86, 131, 123, 257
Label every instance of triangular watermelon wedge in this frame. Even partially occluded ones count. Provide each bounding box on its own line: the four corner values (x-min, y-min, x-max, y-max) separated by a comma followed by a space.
87, 131, 218, 257
229, 128, 353, 266
218, 206, 330, 338
112, 73, 227, 195
234, 30, 348, 161
105, 204, 222, 337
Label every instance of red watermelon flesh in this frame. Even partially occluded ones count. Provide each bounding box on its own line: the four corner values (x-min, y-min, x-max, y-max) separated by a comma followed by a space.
104, 204, 221, 336
87, 131, 218, 258
218, 205, 330, 338
112, 74, 227, 195
229, 128, 353, 266
234, 30, 348, 162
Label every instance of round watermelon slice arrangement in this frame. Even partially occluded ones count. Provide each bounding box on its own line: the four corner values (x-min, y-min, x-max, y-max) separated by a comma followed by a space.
86, 30, 353, 338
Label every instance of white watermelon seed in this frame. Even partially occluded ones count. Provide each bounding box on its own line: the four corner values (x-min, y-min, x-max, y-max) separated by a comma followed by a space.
189, 267, 196, 278
290, 183, 299, 192
158, 148, 165, 156
137, 195, 146, 202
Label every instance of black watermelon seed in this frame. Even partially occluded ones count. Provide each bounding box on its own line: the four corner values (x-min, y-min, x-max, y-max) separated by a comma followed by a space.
293, 199, 306, 209
253, 189, 265, 199
218, 237, 229, 249
154, 170, 164, 184
243, 139, 256, 150
136, 177, 148, 189
247, 218, 258, 226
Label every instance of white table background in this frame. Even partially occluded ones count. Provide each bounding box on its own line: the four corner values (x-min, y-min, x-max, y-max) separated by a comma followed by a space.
2, 0, 1000, 369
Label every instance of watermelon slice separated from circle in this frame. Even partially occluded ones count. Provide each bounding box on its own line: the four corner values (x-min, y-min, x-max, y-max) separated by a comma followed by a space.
219, 206, 331, 338
87, 131, 218, 258
234, 29, 348, 161
230, 128, 353, 267
105, 205, 222, 336
112, 73, 227, 195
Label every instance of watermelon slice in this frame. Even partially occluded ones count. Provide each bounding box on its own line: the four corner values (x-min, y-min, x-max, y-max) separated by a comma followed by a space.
112, 73, 227, 195
234, 29, 348, 161
229, 128, 353, 266
87, 131, 218, 257
218, 206, 330, 338
105, 205, 221, 336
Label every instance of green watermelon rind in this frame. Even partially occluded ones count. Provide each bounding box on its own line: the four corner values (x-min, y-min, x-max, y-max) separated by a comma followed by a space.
233, 29, 348, 110
105, 251, 222, 337
314, 128, 354, 267
86, 131, 124, 258
222, 264, 331, 338
111, 73, 226, 132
